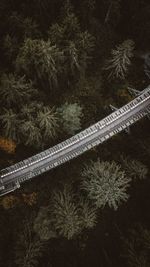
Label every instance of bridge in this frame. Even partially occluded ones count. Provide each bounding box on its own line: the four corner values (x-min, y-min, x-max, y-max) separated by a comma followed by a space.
0, 86, 150, 196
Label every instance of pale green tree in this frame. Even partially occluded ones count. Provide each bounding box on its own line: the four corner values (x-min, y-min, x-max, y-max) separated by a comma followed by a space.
0, 74, 36, 107
81, 160, 131, 210
104, 39, 135, 79
58, 103, 83, 135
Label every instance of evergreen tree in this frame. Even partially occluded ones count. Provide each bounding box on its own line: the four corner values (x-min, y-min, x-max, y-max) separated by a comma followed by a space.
15, 219, 46, 267
0, 73, 36, 107
48, 23, 64, 46
34, 207, 57, 241
77, 31, 95, 75
51, 184, 82, 240
122, 223, 150, 267
16, 39, 64, 89
104, 39, 135, 79
21, 102, 44, 120
3, 34, 18, 61
0, 109, 19, 141
81, 160, 131, 210
79, 197, 97, 229
19, 120, 42, 148
36, 106, 58, 140
121, 156, 148, 180
58, 103, 83, 135
65, 41, 80, 76
34, 184, 97, 241
62, 13, 80, 40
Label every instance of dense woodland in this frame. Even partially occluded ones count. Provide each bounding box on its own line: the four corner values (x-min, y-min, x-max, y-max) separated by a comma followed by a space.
0, 0, 150, 266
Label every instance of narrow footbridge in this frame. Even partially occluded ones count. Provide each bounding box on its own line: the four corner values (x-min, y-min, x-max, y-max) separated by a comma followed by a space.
0, 86, 150, 196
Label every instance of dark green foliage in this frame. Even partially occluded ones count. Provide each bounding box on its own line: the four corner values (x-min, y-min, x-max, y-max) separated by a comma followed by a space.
0, 109, 19, 141
122, 224, 150, 267
121, 156, 148, 180
15, 220, 46, 267
19, 120, 42, 148
0, 73, 36, 107
19, 103, 58, 148
0, 0, 150, 266
79, 197, 97, 229
34, 207, 57, 241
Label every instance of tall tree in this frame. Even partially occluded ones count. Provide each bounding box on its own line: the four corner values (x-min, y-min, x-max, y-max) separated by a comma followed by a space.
121, 156, 148, 180
15, 219, 46, 267
51, 184, 82, 240
0, 109, 19, 141
34, 184, 97, 240
122, 223, 150, 267
0, 73, 36, 107
16, 39, 64, 90
104, 39, 135, 80
81, 160, 131, 210
36, 106, 58, 141
19, 120, 42, 148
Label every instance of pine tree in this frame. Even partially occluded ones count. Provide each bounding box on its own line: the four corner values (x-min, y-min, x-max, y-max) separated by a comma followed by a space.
0, 109, 19, 141
48, 23, 64, 46
36, 106, 58, 140
15, 219, 46, 267
81, 160, 131, 210
33, 207, 57, 241
21, 102, 44, 120
122, 223, 150, 267
65, 41, 80, 75
34, 184, 97, 241
51, 184, 82, 240
0, 74, 36, 107
121, 156, 148, 180
19, 120, 42, 148
16, 39, 64, 89
104, 39, 135, 79
79, 197, 97, 229
77, 31, 95, 75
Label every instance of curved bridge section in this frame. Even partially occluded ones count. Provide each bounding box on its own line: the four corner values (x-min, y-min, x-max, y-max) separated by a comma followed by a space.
0, 86, 150, 196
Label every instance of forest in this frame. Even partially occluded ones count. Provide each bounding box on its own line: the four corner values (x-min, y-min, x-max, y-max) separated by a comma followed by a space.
0, 0, 150, 266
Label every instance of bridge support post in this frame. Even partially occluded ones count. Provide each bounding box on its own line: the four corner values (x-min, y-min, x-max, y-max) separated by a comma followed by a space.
127, 87, 141, 96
